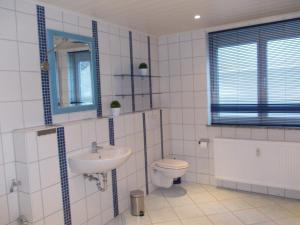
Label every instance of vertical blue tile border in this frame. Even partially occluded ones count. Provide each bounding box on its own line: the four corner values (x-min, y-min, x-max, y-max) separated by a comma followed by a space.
92, 20, 102, 117
160, 110, 164, 159
129, 31, 135, 112
36, 5, 53, 125
109, 118, 119, 217
57, 127, 72, 225
142, 113, 149, 195
112, 169, 119, 217
147, 36, 153, 109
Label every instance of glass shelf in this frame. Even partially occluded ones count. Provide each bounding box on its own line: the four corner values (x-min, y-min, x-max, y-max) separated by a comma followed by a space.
114, 74, 160, 78
115, 94, 132, 97
115, 92, 161, 97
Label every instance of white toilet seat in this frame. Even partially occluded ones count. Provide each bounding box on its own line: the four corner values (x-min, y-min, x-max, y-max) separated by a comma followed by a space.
154, 159, 189, 170
151, 159, 189, 188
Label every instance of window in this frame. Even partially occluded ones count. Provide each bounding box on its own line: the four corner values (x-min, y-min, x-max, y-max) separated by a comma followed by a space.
209, 18, 300, 127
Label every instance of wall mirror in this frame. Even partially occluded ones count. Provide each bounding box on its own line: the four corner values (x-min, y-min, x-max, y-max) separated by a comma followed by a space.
47, 29, 97, 114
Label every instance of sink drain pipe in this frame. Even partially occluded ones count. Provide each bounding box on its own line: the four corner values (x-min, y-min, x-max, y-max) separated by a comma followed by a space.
83, 173, 108, 191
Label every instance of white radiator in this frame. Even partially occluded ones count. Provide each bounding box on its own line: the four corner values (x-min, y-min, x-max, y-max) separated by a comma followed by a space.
214, 138, 300, 190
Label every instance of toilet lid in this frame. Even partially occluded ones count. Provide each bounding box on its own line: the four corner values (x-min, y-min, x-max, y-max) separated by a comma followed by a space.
155, 159, 189, 170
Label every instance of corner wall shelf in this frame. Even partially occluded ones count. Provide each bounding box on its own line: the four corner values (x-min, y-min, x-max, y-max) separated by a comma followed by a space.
113, 33, 157, 112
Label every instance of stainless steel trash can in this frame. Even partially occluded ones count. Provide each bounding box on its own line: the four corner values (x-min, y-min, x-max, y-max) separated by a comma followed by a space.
130, 190, 144, 216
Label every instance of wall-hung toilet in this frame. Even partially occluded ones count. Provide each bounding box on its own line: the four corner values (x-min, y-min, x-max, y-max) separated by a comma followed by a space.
150, 159, 189, 188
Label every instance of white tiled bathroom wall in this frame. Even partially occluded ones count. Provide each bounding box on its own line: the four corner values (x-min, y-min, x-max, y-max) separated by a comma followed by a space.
158, 28, 210, 185
158, 11, 300, 189
0, 0, 161, 224
1, 0, 298, 224
42, 1, 160, 121
64, 111, 162, 225
13, 110, 162, 225
0, 1, 45, 224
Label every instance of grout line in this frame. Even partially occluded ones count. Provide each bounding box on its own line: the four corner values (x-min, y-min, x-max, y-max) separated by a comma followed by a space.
142, 113, 149, 195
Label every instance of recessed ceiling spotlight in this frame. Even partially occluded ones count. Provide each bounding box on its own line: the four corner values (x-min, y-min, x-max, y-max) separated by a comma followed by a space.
194, 14, 201, 20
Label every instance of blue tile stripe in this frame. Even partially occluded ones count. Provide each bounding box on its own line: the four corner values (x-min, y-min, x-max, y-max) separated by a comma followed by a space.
142, 113, 149, 195
109, 118, 115, 145
147, 36, 153, 109
92, 20, 102, 117
57, 127, 72, 225
109, 118, 119, 217
160, 110, 164, 159
36, 5, 53, 125
129, 31, 135, 112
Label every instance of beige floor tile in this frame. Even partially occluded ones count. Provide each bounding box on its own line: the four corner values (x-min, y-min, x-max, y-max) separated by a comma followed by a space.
234, 191, 259, 199
181, 183, 207, 194
270, 196, 291, 205
117, 183, 300, 225
258, 205, 295, 220
150, 189, 165, 197
122, 210, 152, 225
166, 195, 194, 207
276, 199, 300, 216
254, 222, 278, 225
221, 199, 253, 211
208, 212, 243, 225
152, 220, 183, 225
145, 195, 171, 210
197, 201, 228, 215
106, 216, 124, 225
148, 208, 178, 223
189, 192, 217, 204
234, 208, 270, 225
161, 186, 187, 198
181, 216, 214, 225
276, 216, 300, 225
244, 196, 276, 207
210, 189, 243, 201
202, 185, 221, 192
173, 205, 204, 219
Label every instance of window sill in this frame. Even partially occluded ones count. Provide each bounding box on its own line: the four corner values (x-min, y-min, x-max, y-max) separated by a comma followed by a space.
206, 124, 300, 130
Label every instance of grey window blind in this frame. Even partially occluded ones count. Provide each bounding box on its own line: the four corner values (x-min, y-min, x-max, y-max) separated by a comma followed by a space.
209, 18, 300, 127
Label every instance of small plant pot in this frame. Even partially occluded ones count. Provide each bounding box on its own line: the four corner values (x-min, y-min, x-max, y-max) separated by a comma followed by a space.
139, 68, 148, 76
111, 107, 120, 117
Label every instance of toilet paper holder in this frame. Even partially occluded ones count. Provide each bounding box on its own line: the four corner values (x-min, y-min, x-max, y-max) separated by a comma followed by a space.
198, 139, 209, 145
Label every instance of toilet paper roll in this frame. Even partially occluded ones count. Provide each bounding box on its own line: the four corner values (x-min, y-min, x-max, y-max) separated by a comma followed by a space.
200, 141, 208, 149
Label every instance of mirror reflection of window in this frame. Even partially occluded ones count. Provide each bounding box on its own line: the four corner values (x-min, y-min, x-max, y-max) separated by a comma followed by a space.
47, 30, 97, 114
54, 36, 93, 108
68, 51, 92, 105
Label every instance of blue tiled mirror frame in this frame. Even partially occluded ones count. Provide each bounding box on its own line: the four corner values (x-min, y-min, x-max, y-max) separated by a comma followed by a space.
47, 29, 98, 114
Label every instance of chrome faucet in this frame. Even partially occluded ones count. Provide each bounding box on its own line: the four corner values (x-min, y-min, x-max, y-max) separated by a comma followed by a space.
91, 142, 103, 153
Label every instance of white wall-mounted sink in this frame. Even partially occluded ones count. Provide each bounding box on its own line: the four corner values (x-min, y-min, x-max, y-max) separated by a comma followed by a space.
69, 145, 132, 174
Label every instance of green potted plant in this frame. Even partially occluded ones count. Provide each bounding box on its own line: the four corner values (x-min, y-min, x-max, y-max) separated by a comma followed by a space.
110, 100, 121, 117
138, 62, 148, 76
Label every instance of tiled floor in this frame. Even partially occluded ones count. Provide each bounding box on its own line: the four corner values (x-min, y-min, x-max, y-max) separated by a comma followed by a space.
108, 183, 300, 225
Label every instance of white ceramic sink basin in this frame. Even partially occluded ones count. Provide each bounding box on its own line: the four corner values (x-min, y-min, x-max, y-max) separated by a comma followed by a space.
69, 145, 132, 174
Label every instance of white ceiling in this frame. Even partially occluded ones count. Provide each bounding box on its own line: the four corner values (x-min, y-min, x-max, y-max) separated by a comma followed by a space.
40, 0, 300, 35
